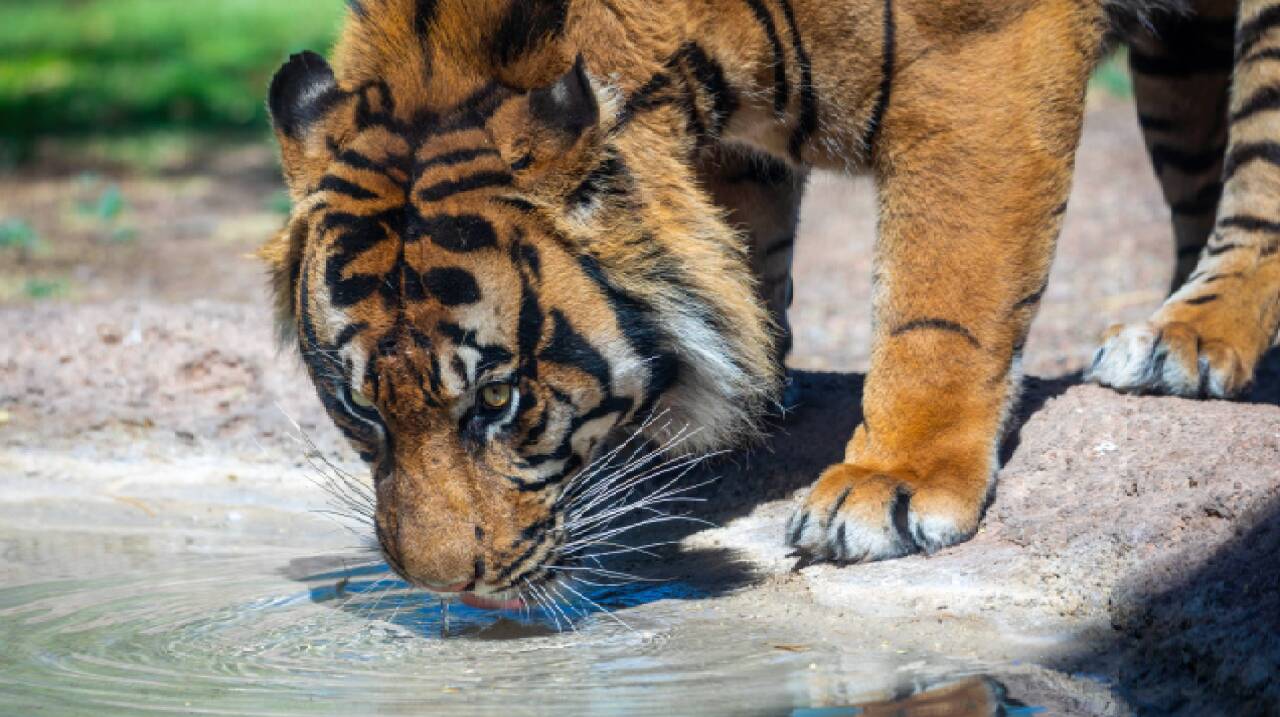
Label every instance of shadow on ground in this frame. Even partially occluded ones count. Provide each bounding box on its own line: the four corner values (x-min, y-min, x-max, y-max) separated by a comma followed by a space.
1051, 495, 1280, 716
282, 346, 1280, 703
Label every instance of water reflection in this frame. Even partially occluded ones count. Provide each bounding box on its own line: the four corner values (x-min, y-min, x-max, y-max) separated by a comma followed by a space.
289, 554, 711, 638
0, 529, 1059, 716
794, 676, 1044, 716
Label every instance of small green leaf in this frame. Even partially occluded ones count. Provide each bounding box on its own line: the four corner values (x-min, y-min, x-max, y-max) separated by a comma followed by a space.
267, 190, 293, 215
23, 278, 68, 299
94, 185, 126, 220
0, 219, 45, 252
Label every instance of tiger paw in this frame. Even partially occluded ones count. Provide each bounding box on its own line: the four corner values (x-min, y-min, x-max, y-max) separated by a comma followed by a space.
1086, 320, 1253, 399
784, 463, 982, 563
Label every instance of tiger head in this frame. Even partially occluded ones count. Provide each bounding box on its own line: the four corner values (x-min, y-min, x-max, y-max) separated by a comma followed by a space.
261, 0, 778, 604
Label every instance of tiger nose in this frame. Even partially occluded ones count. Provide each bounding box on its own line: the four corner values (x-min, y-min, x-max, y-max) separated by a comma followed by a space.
388, 515, 480, 590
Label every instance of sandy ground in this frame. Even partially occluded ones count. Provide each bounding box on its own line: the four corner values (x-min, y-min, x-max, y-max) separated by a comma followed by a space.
1, 99, 1278, 715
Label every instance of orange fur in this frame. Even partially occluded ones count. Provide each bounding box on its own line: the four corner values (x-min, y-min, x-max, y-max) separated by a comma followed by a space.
262, 0, 1280, 592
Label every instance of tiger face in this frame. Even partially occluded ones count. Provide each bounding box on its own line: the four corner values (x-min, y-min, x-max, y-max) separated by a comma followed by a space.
264, 53, 686, 599
263, 52, 691, 602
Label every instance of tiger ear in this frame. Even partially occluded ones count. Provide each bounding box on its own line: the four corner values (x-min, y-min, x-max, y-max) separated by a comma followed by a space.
527, 55, 599, 137
268, 51, 342, 139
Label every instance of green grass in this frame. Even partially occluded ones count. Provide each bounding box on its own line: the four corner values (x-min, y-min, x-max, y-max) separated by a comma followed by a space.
1091, 50, 1134, 99
2, 1, 1135, 164
0, 0, 345, 149
0, 219, 44, 253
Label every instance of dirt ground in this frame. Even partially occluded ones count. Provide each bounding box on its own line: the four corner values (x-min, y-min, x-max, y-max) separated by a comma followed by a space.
1, 98, 1278, 714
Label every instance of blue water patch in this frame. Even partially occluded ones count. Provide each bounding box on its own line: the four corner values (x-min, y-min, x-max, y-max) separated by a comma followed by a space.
294, 560, 706, 638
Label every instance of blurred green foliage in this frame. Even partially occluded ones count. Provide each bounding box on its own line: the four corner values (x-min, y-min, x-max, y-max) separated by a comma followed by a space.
0, 0, 1133, 161
1091, 50, 1134, 99
0, 0, 344, 150
23, 278, 69, 299
0, 219, 44, 253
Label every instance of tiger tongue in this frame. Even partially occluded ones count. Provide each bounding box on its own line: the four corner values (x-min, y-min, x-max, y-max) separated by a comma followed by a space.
460, 592, 525, 611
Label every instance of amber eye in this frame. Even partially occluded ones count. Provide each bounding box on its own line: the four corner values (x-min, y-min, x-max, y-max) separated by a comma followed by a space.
350, 389, 375, 409
479, 383, 514, 411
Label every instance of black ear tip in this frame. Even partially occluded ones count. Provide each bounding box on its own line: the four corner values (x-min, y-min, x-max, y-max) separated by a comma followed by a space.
528, 54, 599, 135
268, 50, 339, 137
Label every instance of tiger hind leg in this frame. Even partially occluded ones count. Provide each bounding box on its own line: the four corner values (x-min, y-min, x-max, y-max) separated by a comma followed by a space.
1089, 0, 1280, 398
697, 144, 808, 411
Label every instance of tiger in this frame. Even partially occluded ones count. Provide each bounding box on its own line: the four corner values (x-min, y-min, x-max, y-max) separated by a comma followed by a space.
261, 0, 1280, 606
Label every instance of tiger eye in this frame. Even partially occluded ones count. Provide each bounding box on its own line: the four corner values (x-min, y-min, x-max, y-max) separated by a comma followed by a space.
480, 383, 513, 410
350, 389, 375, 409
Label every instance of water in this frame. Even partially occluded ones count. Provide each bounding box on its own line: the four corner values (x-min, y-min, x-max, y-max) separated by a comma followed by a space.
0, 527, 1049, 716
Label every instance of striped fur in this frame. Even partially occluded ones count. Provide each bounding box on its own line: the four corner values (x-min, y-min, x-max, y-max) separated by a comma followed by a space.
1089, 0, 1280, 400
261, 0, 1280, 590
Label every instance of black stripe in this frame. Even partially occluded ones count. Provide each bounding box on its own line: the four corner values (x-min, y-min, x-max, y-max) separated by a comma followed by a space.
335, 322, 367, 348
1150, 144, 1225, 175
1014, 285, 1047, 310
493, 536, 545, 583
409, 213, 499, 252
763, 236, 796, 260
421, 267, 482, 306
1220, 214, 1280, 233
417, 147, 503, 174
574, 254, 677, 416
1237, 5, 1280, 61
1183, 294, 1220, 306
777, 0, 818, 160
324, 215, 393, 307
417, 171, 513, 203
1223, 141, 1280, 180
743, 0, 790, 115
346, 0, 367, 18
353, 80, 403, 133
510, 152, 534, 171
328, 140, 376, 172
680, 80, 708, 138
1137, 113, 1178, 133
297, 259, 382, 447
539, 310, 613, 392
520, 404, 550, 448
890, 318, 980, 348
1171, 181, 1223, 216
614, 72, 676, 130
1231, 85, 1280, 123
1128, 47, 1234, 77
496, 196, 537, 214
407, 82, 511, 141
567, 152, 629, 209
492, 0, 569, 65
1050, 200, 1069, 217
1242, 47, 1280, 66
1208, 242, 1244, 256
317, 175, 378, 200
1202, 272, 1244, 284
722, 153, 793, 185
862, 0, 896, 153
679, 43, 740, 136
415, 0, 439, 37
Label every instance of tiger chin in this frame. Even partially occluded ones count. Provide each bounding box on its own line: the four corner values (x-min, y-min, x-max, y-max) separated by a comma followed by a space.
262, 0, 1280, 602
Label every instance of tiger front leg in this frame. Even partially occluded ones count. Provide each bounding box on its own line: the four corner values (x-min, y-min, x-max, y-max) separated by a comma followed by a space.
786, 6, 1092, 562
1087, 0, 1280, 399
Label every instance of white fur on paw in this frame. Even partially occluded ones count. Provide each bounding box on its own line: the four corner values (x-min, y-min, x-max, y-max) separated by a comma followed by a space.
787, 489, 961, 563
1086, 324, 1200, 397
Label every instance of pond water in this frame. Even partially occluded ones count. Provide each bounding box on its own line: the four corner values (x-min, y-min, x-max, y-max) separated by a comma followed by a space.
0, 526, 1053, 716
